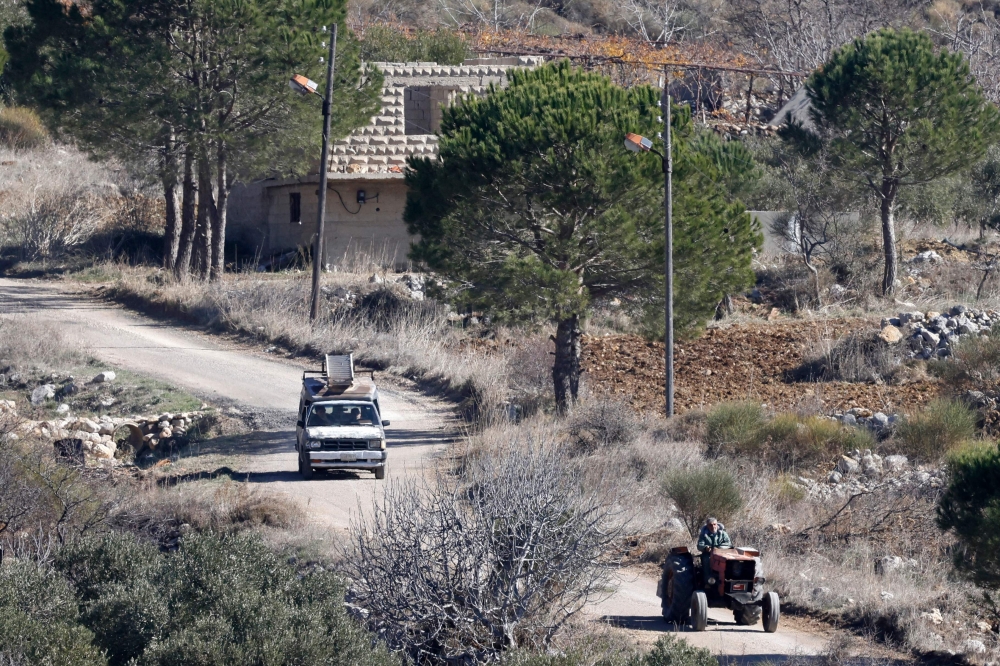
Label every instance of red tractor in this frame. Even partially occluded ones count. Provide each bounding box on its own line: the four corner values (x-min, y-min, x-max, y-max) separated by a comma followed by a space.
657, 546, 779, 632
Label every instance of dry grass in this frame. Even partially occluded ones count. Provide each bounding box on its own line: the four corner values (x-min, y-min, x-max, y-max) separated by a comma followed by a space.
0, 107, 48, 150
105, 265, 554, 420
0, 313, 82, 373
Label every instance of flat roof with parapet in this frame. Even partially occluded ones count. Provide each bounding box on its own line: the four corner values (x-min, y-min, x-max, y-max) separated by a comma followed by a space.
326, 56, 543, 180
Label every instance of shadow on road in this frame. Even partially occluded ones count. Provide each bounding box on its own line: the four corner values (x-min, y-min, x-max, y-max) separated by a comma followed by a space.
602, 615, 758, 634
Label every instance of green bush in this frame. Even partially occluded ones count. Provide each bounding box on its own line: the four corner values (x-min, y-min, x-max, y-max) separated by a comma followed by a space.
707, 403, 868, 470
0, 559, 105, 665
640, 636, 718, 666
662, 466, 743, 538
938, 441, 1000, 587
894, 399, 976, 461
54, 531, 397, 666
757, 414, 873, 470
0, 106, 49, 149
705, 402, 766, 457
361, 24, 468, 65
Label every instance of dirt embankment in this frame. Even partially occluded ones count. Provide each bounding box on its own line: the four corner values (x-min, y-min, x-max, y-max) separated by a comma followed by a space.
583, 320, 943, 415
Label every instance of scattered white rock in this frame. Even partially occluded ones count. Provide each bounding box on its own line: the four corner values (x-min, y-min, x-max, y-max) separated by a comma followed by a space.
91, 371, 116, 383
885, 455, 909, 471
30, 385, 56, 405
964, 640, 987, 655
836, 456, 860, 474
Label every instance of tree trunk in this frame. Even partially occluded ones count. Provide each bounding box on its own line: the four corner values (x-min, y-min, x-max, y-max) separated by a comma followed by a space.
552, 314, 582, 414
803, 255, 821, 307
174, 148, 197, 281
161, 131, 180, 270
880, 181, 898, 296
193, 156, 214, 281
210, 144, 227, 282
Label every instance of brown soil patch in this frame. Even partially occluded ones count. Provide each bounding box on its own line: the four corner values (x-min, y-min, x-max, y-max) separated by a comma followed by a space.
582, 320, 943, 415
901, 238, 983, 263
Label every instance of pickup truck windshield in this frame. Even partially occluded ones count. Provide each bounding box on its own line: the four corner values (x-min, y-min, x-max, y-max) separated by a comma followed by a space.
308, 403, 378, 427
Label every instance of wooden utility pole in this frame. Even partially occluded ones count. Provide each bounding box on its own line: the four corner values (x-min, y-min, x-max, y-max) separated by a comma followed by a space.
310, 24, 338, 322
663, 67, 674, 417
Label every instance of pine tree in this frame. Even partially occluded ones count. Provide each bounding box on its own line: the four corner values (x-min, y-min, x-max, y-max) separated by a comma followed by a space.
795, 28, 1000, 296
405, 61, 760, 412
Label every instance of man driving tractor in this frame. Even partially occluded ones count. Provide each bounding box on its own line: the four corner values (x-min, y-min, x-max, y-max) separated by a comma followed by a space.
697, 517, 732, 585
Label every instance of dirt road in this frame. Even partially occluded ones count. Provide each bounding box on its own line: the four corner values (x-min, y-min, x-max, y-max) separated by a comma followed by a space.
593, 568, 831, 661
0, 277, 456, 534
0, 277, 832, 660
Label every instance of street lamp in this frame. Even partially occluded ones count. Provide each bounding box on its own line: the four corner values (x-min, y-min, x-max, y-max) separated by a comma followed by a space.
624, 76, 674, 417
290, 24, 338, 322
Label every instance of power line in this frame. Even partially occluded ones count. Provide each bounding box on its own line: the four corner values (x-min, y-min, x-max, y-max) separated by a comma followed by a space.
469, 46, 808, 78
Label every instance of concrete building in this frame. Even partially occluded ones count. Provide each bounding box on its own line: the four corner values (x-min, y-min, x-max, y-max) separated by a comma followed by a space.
227, 56, 542, 270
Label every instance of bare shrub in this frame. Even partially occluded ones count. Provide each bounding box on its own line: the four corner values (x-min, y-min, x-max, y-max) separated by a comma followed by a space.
0, 107, 48, 150
662, 465, 743, 538
347, 444, 628, 663
566, 397, 640, 452
5, 189, 109, 260
892, 399, 976, 461
932, 331, 1000, 392
0, 146, 129, 261
0, 441, 111, 545
809, 330, 904, 383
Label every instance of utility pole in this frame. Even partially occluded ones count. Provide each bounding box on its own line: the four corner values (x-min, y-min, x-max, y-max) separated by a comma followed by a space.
310, 24, 338, 322
663, 68, 674, 417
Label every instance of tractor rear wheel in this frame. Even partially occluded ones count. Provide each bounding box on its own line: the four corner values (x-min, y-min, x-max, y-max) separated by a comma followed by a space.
734, 603, 761, 626
690, 591, 708, 631
762, 592, 780, 633
660, 553, 695, 623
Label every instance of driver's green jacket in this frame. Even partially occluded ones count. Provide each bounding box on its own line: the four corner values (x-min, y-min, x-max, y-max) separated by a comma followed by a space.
697, 527, 732, 552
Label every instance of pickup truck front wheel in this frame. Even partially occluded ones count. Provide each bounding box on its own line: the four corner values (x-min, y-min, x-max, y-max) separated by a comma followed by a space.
299, 450, 314, 480
374, 465, 386, 480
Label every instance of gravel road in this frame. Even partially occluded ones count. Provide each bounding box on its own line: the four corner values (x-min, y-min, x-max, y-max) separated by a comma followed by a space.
0, 276, 833, 661
0, 277, 456, 535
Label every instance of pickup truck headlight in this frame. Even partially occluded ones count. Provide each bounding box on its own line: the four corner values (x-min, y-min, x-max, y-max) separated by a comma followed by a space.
306, 439, 322, 450
368, 439, 384, 450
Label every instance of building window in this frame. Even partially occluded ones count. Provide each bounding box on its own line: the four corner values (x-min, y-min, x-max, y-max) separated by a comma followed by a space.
289, 192, 301, 224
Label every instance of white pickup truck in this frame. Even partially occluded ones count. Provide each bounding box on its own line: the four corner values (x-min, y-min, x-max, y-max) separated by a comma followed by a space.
295, 354, 389, 480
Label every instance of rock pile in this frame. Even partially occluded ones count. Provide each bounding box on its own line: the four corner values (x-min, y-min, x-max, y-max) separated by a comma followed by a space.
786, 448, 946, 500
2, 404, 210, 462
830, 407, 898, 436
878, 305, 999, 360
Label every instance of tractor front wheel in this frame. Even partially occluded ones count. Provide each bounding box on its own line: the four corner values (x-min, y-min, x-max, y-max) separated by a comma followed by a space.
762, 592, 780, 633
690, 591, 708, 631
